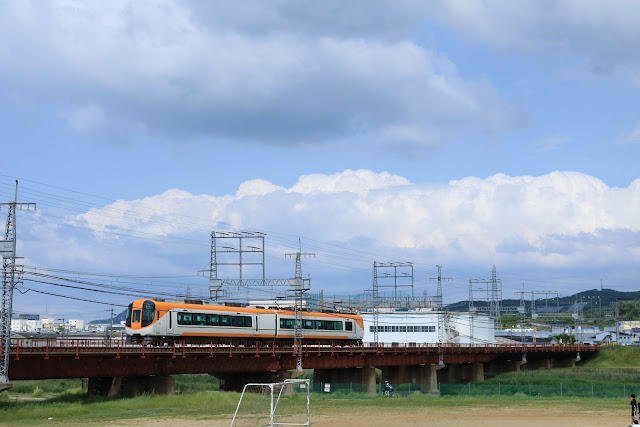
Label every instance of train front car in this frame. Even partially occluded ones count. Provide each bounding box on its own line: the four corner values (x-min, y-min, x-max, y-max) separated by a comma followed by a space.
125, 299, 163, 344
125, 299, 279, 345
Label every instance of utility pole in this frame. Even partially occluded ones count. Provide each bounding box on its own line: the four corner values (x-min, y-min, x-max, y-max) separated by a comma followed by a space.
372, 262, 380, 344
430, 265, 452, 309
572, 296, 581, 344
489, 266, 501, 321
285, 239, 314, 372
0, 180, 35, 389
615, 300, 619, 345
285, 239, 314, 282
109, 308, 114, 343
468, 279, 475, 345
518, 283, 526, 343
430, 266, 452, 344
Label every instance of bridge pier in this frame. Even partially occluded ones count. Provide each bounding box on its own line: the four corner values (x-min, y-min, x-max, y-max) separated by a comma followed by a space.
87, 375, 175, 397
437, 362, 484, 384
312, 367, 376, 394
216, 370, 302, 392
380, 364, 442, 394
487, 359, 527, 374
554, 355, 578, 368
524, 358, 552, 370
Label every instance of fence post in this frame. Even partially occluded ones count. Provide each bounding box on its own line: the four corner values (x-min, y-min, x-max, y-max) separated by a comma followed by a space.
529, 384, 531, 397
498, 383, 500, 396
560, 383, 562, 397
591, 384, 594, 398
468, 383, 471, 396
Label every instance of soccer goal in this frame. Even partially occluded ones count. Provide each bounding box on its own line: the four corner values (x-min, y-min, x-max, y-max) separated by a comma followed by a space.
229, 378, 310, 427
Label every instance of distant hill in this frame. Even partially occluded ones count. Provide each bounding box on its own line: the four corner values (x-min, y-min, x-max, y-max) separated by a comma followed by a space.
446, 288, 640, 313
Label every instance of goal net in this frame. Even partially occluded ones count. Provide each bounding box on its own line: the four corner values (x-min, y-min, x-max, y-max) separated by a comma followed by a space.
230, 379, 310, 427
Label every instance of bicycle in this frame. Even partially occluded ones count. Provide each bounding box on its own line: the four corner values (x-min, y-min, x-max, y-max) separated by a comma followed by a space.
383, 389, 397, 398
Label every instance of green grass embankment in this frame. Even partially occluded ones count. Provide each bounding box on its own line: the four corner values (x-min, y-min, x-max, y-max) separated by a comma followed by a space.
483, 346, 640, 385
579, 345, 640, 368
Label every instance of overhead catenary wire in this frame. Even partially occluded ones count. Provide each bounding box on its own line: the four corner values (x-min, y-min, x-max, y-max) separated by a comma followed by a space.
23, 271, 199, 295
23, 289, 128, 307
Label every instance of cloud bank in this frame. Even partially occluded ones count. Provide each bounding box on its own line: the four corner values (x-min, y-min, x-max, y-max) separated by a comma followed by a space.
71, 169, 640, 272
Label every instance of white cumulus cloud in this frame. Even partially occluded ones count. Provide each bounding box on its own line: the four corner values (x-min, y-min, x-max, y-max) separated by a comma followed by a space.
71, 170, 640, 271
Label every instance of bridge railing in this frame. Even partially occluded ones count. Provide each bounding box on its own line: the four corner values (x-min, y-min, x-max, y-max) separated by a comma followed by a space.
4, 338, 598, 357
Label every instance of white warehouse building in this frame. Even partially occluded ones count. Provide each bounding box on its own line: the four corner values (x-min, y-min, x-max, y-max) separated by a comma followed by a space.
361, 310, 495, 345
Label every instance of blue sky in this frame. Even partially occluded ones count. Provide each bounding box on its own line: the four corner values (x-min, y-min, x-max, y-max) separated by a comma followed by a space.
1, 1, 639, 320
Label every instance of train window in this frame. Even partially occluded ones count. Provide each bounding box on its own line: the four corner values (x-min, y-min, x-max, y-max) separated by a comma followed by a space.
132, 310, 141, 323
207, 314, 219, 326
141, 300, 155, 327
279, 318, 295, 329
304, 320, 314, 329
219, 315, 231, 326
195, 314, 207, 326
321, 321, 342, 330
233, 316, 252, 327
346, 321, 353, 331
177, 313, 192, 325
314, 320, 322, 329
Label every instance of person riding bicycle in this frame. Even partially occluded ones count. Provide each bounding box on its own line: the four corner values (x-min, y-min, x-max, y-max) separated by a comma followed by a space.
384, 380, 393, 397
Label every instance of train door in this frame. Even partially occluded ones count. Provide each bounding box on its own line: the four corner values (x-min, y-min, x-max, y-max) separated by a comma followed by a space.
156, 309, 168, 335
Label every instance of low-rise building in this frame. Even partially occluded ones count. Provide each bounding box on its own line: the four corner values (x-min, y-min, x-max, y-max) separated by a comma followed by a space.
361, 310, 495, 345
68, 319, 85, 331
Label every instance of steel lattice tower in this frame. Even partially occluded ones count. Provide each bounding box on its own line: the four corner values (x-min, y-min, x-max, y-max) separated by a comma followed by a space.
489, 265, 502, 320
0, 180, 35, 387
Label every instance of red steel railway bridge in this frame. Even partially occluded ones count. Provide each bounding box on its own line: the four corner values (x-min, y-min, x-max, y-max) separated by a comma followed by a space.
1, 338, 597, 396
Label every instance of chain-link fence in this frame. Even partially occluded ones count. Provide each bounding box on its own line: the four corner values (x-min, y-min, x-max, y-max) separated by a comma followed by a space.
311, 382, 433, 396
310, 382, 640, 399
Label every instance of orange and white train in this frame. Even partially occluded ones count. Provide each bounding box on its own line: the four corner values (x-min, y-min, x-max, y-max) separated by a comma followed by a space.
124, 299, 364, 345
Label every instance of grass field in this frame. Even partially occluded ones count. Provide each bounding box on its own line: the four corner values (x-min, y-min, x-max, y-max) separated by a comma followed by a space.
0, 391, 630, 426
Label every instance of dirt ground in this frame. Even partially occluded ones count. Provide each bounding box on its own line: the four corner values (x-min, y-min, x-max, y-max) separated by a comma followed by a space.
99, 407, 626, 427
